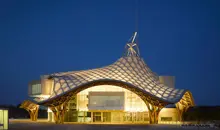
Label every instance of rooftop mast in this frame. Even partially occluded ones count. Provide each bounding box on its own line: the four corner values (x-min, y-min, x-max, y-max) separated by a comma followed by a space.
124, 32, 140, 57
132, 32, 137, 43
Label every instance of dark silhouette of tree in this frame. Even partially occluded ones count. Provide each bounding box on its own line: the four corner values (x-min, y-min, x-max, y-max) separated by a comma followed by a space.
184, 106, 220, 122
0, 104, 47, 119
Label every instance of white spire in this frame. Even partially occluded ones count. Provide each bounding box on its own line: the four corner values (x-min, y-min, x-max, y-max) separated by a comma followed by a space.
124, 32, 140, 57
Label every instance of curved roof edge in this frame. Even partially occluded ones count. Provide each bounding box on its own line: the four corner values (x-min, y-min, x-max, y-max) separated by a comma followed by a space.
38, 56, 194, 104
38, 79, 173, 105
32, 35, 194, 107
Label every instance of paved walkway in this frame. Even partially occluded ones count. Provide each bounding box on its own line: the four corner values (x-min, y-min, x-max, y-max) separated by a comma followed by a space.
8, 120, 218, 130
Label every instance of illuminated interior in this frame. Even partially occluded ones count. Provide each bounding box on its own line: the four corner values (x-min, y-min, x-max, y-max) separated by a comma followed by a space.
77, 85, 148, 112
63, 85, 149, 123
0, 109, 8, 129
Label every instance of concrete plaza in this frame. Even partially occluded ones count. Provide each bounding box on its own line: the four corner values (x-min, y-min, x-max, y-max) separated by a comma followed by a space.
8, 120, 218, 130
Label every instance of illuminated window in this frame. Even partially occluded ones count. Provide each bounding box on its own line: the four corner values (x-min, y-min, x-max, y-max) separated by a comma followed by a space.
75, 85, 148, 112
32, 84, 41, 94
0, 109, 8, 129
161, 117, 172, 121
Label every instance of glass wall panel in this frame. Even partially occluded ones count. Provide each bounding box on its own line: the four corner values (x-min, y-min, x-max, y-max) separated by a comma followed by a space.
32, 84, 41, 94
3, 110, 8, 129
103, 112, 111, 122
65, 85, 149, 123
161, 117, 172, 121
0, 109, 8, 129
93, 112, 101, 122
89, 92, 124, 110
76, 85, 148, 112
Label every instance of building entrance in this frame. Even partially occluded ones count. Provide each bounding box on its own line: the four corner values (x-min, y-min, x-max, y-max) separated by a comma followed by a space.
90, 111, 148, 123
103, 112, 111, 122
93, 112, 101, 122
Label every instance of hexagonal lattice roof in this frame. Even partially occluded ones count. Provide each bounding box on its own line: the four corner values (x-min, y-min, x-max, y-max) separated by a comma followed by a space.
36, 34, 194, 106
37, 55, 191, 105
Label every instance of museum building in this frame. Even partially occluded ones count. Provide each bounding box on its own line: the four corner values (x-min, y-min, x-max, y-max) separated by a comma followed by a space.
21, 32, 194, 124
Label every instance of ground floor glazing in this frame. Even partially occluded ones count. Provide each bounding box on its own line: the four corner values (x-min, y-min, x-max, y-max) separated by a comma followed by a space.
47, 85, 179, 123
63, 111, 149, 123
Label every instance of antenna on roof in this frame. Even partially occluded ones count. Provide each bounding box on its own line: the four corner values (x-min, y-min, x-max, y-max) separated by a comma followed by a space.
123, 0, 140, 57
124, 32, 140, 57
132, 32, 137, 43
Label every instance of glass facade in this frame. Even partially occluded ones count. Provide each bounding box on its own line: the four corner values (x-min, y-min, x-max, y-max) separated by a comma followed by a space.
88, 92, 124, 110
0, 109, 8, 129
64, 85, 149, 123
31, 84, 41, 94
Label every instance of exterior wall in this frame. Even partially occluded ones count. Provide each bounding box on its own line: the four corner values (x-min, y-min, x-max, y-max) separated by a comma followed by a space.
48, 108, 54, 122
158, 77, 179, 123
158, 108, 178, 122
159, 76, 175, 88
28, 76, 53, 97
28, 80, 41, 96
49, 112, 55, 122
40, 77, 53, 96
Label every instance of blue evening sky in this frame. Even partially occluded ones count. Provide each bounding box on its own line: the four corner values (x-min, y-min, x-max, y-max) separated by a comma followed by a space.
0, 0, 219, 105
